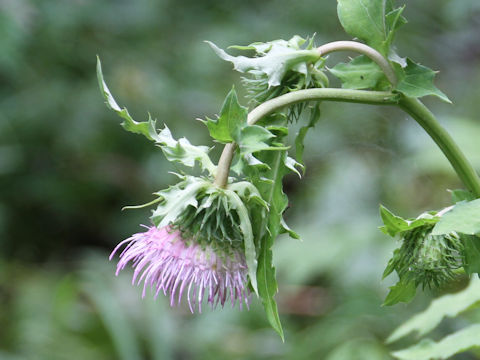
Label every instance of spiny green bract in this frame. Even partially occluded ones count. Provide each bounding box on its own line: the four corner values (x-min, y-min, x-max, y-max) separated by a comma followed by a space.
149, 175, 267, 294
385, 224, 464, 289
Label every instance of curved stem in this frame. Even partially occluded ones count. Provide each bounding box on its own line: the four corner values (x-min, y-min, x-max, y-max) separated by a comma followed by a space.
317, 41, 397, 85
214, 89, 399, 187
399, 97, 480, 197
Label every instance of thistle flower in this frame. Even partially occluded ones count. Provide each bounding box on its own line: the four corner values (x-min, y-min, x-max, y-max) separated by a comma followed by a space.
110, 225, 250, 312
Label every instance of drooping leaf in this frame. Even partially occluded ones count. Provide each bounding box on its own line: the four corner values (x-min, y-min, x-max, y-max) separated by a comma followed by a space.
329, 55, 385, 90
97, 57, 155, 140
395, 59, 451, 103
245, 125, 301, 339
391, 324, 480, 360
382, 278, 417, 306
388, 275, 480, 343
432, 199, 480, 235
206, 39, 320, 87
203, 87, 248, 143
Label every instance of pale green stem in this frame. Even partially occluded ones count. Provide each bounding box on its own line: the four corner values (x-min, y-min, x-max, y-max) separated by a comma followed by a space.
214, 89, 399, 187
317, 41, 397, 86
214, 41, 480, 197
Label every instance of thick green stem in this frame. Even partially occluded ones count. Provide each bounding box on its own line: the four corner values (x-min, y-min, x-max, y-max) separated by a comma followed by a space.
399, 97, 480, 197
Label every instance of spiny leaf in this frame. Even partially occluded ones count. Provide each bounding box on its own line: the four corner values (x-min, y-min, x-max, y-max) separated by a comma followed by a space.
388, 275, 480, 343
203, 87, 248, 143
207, 39, 320, 87
151, 176, 209, 228
329, 55, 385, 90
432, 198, 480, 235
97, 57, 216, 175
395, 59, 451, 103
391, 324, 480, 360
96, 57, 154, 140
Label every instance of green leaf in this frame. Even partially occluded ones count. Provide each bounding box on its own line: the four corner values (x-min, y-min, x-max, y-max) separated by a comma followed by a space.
461, 235, 480, 274
395, 59, 451, 103
391, 324, 480, 360
388, 275, 480, 343
152, 126, 217, 175
236, 125, 277, 154
206, 40, 320, 87
337, 0, 401, 56
249, 141, 299, 340
151, 176, 209, 228
204, 87, 248, 143
383, 279, 417, 306
96, 57, 154, 140
379, 205, 439, 237
329, 55, 385, 90
449, 189, 475, 204
432, 199, 480, 235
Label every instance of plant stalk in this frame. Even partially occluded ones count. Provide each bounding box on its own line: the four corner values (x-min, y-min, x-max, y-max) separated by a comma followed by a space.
214, 89, 399, 187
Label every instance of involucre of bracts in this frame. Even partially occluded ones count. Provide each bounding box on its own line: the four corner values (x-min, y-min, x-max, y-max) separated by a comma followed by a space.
387, 224, 464, 289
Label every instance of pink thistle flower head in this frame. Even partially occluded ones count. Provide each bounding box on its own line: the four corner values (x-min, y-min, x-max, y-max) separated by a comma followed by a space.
110, 225, 250, 312
110, 176, 268, 312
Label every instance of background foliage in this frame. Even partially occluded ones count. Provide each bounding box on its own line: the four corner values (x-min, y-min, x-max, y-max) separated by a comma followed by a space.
1, 0, 480, 358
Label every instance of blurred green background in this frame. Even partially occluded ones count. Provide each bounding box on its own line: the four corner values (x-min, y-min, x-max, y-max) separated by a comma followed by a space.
1, 0, 480, 359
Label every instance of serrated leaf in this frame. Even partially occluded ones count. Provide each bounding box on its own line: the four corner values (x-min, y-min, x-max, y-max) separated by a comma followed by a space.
97, 57, 216, 175
329, 55, 385, 90
461, 235, 480, 274
151, 177, 209, 228
207, 40, 320, 87
388, 275, 480, 343
391, 324, 480, 360
383, 279, 417, 306
449, 189, 475, 204
97, 57, 154, 140
432, 199, 480, 235
204, 87, 248, 143
396, 59, 451, 103
379, 205, 439, 237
